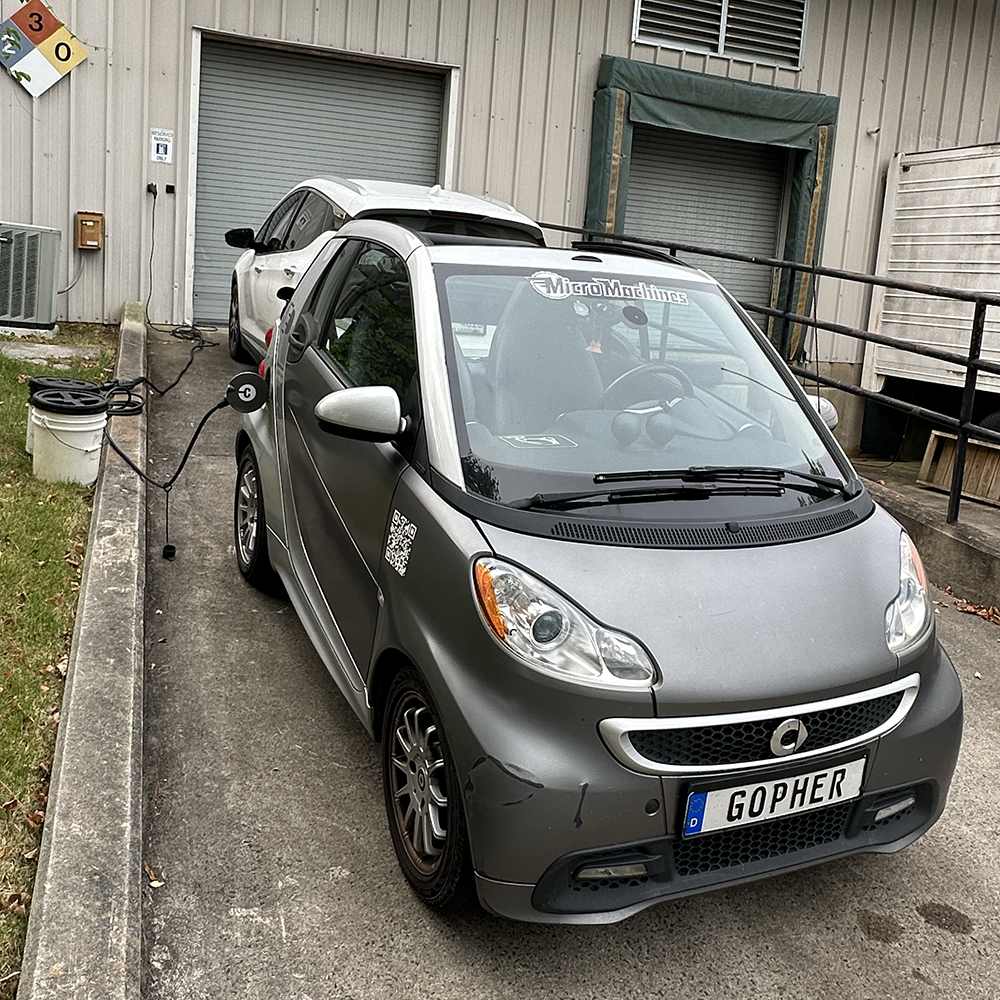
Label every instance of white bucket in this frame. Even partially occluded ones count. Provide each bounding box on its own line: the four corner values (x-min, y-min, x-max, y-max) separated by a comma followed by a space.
25, 377, 99, 455
31, 407, 108, 485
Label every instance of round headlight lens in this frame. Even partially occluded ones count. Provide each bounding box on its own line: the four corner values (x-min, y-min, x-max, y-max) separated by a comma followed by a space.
885, 533, 931, 653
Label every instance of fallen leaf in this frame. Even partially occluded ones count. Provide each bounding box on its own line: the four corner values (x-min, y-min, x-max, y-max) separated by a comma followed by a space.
975, 671, 983, 679
149, 880, 165, 888
1, 799, 17, 810
144, 862, 157, 882
23, 848, 38, 861
25, 809, 45, 830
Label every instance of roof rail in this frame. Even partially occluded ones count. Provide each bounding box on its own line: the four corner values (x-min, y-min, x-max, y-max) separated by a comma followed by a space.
570, 239, 689, 267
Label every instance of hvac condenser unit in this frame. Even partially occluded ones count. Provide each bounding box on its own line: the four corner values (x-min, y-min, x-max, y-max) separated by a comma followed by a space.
0, 222, 61, 328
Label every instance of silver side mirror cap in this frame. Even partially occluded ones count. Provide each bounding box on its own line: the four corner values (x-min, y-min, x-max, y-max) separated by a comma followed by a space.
806, 394, 839, 431
314, 386, 405, 441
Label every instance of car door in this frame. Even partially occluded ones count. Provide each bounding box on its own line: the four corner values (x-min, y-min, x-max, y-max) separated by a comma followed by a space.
244, 191, 305, 350
279, 240, 419, 684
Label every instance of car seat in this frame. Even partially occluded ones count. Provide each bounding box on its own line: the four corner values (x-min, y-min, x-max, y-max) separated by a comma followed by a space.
488, 285, 604, 435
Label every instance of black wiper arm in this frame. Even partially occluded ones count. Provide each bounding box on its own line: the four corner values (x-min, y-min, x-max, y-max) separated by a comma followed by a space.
508, 482, 786, 512
594, 465, 860, 499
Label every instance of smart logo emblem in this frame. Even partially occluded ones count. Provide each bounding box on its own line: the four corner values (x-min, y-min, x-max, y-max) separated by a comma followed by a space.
770, 718, 809, 756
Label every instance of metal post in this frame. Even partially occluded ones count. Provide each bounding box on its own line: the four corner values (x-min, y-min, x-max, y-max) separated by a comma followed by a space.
947, 299, 987, 523
779, 267, 797, 360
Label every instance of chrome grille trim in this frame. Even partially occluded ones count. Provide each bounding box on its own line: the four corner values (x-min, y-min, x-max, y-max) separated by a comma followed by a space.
599, 673, 920, 776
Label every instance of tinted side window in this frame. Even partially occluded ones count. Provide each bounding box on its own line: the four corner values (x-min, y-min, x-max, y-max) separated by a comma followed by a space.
286, 193, 336, 250
255, 192, 305, 252
321, 244, 418, 398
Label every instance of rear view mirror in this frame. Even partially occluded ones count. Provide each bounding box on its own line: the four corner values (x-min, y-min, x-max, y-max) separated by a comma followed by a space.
807, 394, 839, 431
276, 286, 294, 301
314, 387, 405, 441
225, 227, 256, 249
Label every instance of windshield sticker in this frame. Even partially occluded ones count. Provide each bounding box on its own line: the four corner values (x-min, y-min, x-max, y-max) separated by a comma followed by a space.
385, 509, 417, 577
528, 271, 688, 305
500, 434, 578, 449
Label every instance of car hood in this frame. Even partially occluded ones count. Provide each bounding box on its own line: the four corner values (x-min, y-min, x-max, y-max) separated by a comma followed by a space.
477, 505, 905, 716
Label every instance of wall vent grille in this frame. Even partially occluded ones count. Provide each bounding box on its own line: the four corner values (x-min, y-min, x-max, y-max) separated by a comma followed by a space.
0, 223, 61, 327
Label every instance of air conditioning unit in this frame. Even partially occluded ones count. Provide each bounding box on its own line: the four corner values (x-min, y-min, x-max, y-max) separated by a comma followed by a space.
0, 222, 61, 328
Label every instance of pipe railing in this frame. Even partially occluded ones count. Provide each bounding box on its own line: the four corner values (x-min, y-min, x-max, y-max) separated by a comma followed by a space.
539, 220, 1000, 523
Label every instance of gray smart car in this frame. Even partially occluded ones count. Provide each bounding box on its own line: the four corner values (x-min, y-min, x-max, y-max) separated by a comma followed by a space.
233, 219, 962, 923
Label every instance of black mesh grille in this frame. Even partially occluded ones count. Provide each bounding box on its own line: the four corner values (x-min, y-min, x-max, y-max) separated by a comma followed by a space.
673, 802, 851, 876
550, 507, 859, 549
629, 690, 904, 767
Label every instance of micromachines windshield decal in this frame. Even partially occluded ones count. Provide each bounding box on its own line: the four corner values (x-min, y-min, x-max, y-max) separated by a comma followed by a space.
528, 270, 689, 305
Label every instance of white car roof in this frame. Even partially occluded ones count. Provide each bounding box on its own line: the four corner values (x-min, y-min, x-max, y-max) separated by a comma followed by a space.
291, 176, 544, 240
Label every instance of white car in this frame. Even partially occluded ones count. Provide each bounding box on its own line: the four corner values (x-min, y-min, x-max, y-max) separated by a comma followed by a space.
225, 177, 545, 361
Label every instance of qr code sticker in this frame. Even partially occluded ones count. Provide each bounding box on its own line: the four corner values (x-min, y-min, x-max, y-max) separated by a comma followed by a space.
385, 509, 417, 577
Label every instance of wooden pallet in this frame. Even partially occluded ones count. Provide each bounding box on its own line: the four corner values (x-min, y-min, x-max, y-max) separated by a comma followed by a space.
917, 430, 1000, 508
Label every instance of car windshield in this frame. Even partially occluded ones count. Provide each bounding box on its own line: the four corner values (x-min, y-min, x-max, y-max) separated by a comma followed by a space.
435, 263, 845, 512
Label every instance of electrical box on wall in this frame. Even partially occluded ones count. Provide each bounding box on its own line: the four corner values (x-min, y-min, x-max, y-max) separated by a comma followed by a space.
75, 212, 104, 250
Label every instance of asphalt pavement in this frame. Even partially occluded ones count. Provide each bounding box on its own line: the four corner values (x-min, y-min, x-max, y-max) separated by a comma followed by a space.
142, 332, 1000, 1000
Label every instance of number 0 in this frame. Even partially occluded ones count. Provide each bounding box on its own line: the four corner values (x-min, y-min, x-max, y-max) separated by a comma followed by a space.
54, 41, 71, 62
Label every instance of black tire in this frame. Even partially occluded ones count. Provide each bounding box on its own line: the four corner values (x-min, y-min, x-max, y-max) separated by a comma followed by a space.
234, 446, 278, 591
979, 410, 1000, 432
382, 668, 474, 911
229, 278, 251, 363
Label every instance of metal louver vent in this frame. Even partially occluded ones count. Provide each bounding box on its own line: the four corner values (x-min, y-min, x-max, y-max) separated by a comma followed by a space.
726, 0, 807, 64
0, 223, 61, 327
634, 0, 807, 67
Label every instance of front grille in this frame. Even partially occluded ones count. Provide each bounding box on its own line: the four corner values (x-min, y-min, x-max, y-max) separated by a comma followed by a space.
629, 690, 904, 767
672, 802, 851, 876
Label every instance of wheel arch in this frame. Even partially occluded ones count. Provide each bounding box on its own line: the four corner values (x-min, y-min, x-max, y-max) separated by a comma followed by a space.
368, 646, 414, 742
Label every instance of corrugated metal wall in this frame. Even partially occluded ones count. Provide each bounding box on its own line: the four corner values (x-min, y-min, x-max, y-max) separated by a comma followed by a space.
3, 0, 1000, 363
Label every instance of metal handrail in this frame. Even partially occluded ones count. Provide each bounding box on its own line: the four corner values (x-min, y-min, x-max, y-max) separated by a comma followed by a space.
538, 220, 999, 523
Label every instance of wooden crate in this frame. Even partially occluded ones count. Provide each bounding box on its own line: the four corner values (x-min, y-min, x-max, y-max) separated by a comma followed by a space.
917, 430, 1000, 508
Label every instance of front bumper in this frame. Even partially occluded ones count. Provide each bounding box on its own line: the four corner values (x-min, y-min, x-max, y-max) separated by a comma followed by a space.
471, 642, 962, 923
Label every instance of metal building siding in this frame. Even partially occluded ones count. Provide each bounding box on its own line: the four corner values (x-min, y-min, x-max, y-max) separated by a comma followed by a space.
6, 0, 1000, 334
191, 38, 445, 321
624, 126, 787, 305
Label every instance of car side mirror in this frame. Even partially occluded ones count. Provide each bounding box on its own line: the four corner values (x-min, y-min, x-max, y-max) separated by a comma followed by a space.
276, 286, 294, 301
225, 227, 256, 249
314, 387, 405, 441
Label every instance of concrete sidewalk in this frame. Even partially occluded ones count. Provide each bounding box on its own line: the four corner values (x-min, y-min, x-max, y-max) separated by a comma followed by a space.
13, 316, 1000, 998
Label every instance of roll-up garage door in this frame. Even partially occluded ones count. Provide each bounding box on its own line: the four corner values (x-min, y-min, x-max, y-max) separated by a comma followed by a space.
624, 126, 787, 307
193, 39, 445, 321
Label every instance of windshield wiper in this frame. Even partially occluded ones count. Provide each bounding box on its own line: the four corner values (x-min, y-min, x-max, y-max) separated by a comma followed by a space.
509, 481, 784, 512
592, 465, 861, 500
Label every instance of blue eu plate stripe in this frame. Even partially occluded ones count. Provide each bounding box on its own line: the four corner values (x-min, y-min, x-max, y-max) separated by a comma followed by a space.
685, 792, 707, 835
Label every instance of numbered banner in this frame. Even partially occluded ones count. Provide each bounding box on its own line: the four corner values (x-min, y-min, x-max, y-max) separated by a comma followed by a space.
1, 0, 87, 98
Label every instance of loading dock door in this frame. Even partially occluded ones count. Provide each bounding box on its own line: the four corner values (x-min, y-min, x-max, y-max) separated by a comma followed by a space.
625, 126, 787, 307
193, 39, 445, 321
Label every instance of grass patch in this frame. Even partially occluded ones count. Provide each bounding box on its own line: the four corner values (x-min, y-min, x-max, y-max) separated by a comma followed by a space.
0, 322, 120, 351
0, 344, 116, 999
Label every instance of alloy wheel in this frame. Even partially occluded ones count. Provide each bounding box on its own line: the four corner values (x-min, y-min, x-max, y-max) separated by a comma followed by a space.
389, 697, 449, 874
235, 458, 259, 568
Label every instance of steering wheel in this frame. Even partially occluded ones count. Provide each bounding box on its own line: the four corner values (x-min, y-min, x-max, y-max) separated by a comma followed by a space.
601, 363, 695, 409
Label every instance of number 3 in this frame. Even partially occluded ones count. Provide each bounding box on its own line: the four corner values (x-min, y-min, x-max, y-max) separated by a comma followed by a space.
28, 12, 43, 31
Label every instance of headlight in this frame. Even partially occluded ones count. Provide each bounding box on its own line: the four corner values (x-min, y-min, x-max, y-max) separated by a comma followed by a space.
473, 557, 656, 689
885, 533, 931, 653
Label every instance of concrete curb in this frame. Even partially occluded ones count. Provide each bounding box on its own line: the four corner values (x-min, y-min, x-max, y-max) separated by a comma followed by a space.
865, 477, 1000, 607
17, 304, 147, 1000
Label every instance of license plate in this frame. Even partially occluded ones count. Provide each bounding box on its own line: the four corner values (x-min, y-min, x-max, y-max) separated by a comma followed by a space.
683, 757, 866, 837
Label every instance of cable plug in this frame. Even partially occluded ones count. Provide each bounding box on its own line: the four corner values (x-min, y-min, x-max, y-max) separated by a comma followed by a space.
146, 182, 157, 196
